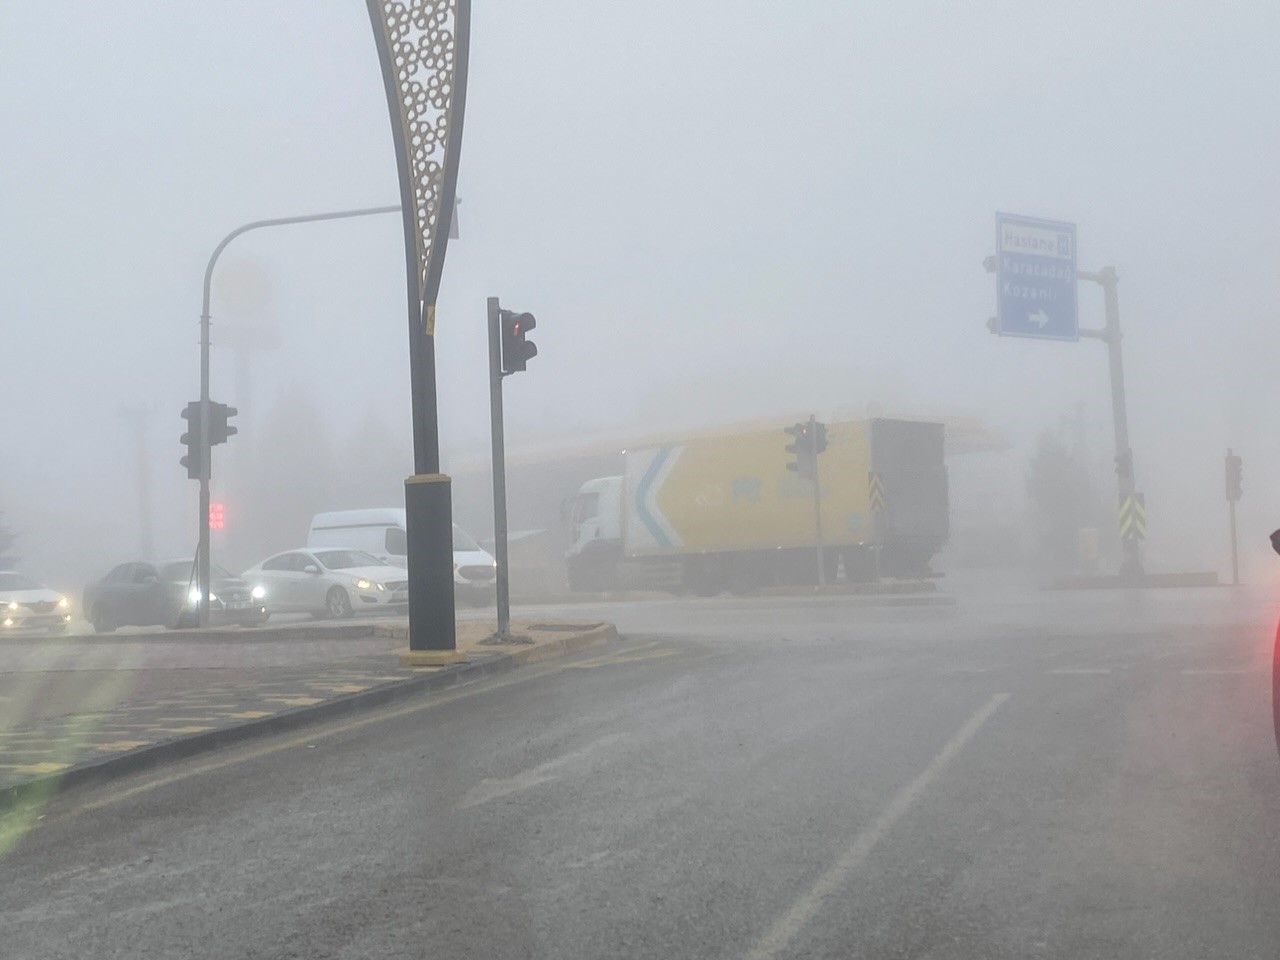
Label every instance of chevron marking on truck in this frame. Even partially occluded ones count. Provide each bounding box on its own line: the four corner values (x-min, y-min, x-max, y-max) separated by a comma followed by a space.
635, 445, 684, 549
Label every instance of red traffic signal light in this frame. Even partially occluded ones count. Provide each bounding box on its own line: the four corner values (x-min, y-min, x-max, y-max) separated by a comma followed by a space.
501, 311, 537, 374
209, 502, 225, 530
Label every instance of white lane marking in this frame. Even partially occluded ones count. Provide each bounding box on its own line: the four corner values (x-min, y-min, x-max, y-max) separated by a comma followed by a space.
457, 733, 628, 810
934, 666, 994, 674
1180, 667, 1252, 676
1049, 668, 1113, 675
744, 692, 1010, 960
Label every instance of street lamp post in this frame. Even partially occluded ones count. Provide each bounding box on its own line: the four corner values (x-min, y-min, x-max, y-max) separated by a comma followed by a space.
365, 0, 471, 652
195, 205, 400, 625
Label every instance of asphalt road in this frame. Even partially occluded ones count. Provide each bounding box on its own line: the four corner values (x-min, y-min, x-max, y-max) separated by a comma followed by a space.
4, 587, 1280, 959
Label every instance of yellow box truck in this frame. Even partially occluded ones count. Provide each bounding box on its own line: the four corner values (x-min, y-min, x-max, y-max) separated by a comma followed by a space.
564, 418, 947, 593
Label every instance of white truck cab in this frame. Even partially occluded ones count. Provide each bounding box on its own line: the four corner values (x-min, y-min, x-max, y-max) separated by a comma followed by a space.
564, 476, 624, 592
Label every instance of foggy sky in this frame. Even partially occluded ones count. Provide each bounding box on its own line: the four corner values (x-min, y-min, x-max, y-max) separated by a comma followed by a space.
2, 1, 1278, 586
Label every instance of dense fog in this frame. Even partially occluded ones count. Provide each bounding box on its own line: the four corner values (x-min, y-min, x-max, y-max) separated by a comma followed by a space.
2, 0, 1277, 592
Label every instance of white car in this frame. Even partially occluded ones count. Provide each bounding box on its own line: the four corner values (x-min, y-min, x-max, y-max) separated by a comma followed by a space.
307, 509, 496, 605
242, 548, 408, 620
0, 570, 72, 636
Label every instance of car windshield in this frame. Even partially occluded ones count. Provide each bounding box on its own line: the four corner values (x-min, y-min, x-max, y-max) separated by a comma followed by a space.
314, 550, 384, 570
0, 573, 41, 591
452, 525, 481, 552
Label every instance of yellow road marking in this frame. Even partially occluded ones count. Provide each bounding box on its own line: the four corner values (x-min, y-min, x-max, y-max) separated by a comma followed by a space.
10, 762, 69, 776
93, 741, 149, 752
263, 697, 324, 707
225, 711, 272, 719
161, 726, 214, 735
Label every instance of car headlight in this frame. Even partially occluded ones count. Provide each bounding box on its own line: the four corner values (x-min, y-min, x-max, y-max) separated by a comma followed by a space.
5, 601, 16, 611
57, 596, 70, 610
251, 585, 266, 600
353, 578, 385, 592
188, 589, 217, 605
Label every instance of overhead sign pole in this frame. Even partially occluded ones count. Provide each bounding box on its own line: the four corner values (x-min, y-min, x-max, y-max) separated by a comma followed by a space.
1079, 265, 1144, 583
988, 214, 1144, 583
366, 0, 471, 652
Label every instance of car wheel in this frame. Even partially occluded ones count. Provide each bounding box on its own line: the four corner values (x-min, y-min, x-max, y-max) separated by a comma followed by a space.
326, 587, 352, 620
91, 606, 116, 634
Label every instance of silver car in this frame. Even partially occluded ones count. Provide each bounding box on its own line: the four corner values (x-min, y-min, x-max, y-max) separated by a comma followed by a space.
242, 548, 408, 620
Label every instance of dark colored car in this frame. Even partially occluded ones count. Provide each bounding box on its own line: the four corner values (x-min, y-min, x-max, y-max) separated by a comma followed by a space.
82, 560, 268, 634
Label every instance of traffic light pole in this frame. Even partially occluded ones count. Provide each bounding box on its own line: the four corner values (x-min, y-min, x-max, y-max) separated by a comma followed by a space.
196, 205, 401, 627
487, 297, 512, 638
1078, 266, 1143, 584
1229, 497, 1239, 587
808, 415, 826, 587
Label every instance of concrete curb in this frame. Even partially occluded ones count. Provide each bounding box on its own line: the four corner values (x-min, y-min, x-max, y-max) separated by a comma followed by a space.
59, 621, 393, 644
506, 622, 618, 665
0, 622, 618, 814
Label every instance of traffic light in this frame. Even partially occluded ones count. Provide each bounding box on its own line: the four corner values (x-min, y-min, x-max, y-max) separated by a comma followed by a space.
1226, 451, 1243, 501
500, 311, 537, 374
209, 502, 225, 530
1114, 449, 1133, 480
785, 422, 815, 480
209, 402, 238, 446
813, 421, 828, 455
179, 402, 207, 480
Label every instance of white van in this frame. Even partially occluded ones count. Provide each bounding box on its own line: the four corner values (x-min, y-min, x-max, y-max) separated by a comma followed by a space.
307, 509, 496, 606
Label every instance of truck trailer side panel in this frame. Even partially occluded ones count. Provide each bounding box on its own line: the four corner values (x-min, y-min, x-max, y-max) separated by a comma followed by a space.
622, 422, 872, 558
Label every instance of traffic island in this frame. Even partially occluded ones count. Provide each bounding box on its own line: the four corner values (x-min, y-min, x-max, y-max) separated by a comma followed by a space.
0, 618, 617, 814
383, 619, 617, 668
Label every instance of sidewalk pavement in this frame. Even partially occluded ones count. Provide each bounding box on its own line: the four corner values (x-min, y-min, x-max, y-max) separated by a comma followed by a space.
0, 618, 615, 811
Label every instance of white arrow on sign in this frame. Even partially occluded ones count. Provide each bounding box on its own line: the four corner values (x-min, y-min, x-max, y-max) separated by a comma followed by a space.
1029, 308, 1050, 328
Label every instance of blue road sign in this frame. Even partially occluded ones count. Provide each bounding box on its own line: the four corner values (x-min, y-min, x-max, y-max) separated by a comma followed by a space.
994, 213, 1078, 341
